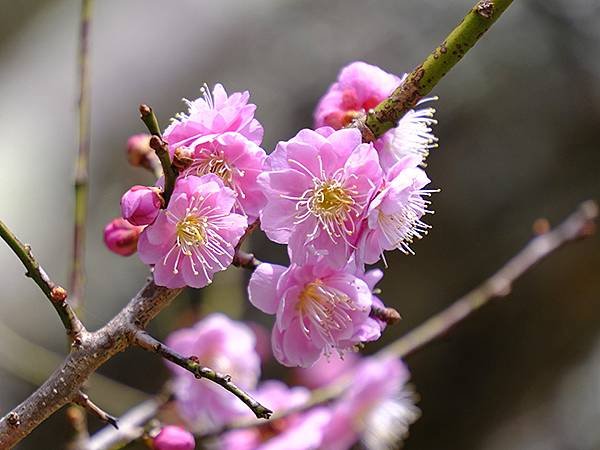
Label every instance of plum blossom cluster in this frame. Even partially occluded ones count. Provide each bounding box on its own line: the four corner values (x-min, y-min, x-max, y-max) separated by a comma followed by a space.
103, 61, 436, 448
251, 61, 438, 367
105, 83, 267, 288
165, 314, 419, 450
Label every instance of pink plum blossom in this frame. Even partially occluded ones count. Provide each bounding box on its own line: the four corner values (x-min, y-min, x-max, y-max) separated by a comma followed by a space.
248, 261, 381, 368
321, 357, 420, 450
153, 425, 196, 450
314, 61, 438, 172
164, 83, 263, 155
376, 99, 439, 170
181, 132, 266, 222
166, 314, 261, 429
137, 174, 247, 288
314, 61, 401, 130
103, 217, 143, 256
120, 185, 163, 226
359, 155, 435, 265
219, 380, 331, 450
258, 127, 382, 268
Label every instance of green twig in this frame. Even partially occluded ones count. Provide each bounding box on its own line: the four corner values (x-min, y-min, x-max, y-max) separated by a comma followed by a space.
354, 0, 514, 140
70, 0, 94, 308
139, 105, 178, 202
0, 220, 85, 340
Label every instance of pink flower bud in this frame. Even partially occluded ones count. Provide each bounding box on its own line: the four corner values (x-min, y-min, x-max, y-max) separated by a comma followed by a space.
120, 185, 163, 226
153, 425, 195, 450
103, 218, 143, 256
127, 134, 151, 165
127, 133, 161, 173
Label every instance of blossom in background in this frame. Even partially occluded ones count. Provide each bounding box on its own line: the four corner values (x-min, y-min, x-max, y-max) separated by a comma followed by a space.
181, 132, 267, 222
120, 185, 163, 226
248, 261, 381, 367
293, 352, 358, 390
166, 314, 261, 429
359, 155, 435, 265
153, 425, 196, 450
164, 83, 263, 154
258, 127, 382, 268
321, 357, 420, 450
103, 217, 143, 256
219, 380, 331, 450
138, 174, 247, 288
314, 61, 437, 171
314, 61, 401, 130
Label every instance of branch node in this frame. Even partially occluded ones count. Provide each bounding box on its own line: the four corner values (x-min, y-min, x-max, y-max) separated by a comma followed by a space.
476, 0, 495, 18
6, 413, 20, 428
50, 286, 68, 303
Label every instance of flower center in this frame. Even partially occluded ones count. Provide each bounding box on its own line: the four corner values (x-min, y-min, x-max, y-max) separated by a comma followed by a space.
176, 215, 208, 254
191, 155, 233, 185
296, 279, 357, 355
300, 179, 356, 240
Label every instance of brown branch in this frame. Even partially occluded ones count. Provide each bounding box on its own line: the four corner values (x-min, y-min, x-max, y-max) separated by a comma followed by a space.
87, 398, 163, 450
380, 200, 598, 359
73, 391, 118, 429
0, 220, 84, 341
133, 331, 272, 420
199, 200, 598, 439
0, 281, 182, 448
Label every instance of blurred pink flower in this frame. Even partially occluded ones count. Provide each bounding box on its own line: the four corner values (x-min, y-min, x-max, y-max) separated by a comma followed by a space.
321, 357, 420, 450
359, 155, 435, 265
220, 380, 330, 450
248, 261, 381, 368
314, 61, 400, 129
153, 425, 195, 450
103, 217, 143, 256
164, 83, 263, 154
258, 127, 382, 268
138, 174, 247, 288
182, 132, 266, 222
120, 185, 163, 226
166, 314, 261, 428
293, 352, 358, 390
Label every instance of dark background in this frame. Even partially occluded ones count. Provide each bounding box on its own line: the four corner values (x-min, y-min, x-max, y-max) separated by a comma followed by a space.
0, 0, 599, 448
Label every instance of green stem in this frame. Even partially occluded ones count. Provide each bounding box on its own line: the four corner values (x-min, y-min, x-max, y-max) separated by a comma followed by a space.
139, 105, 178, 202
358, 0, 514, 139
71, 0, 94, 309
0, 220, 84, 339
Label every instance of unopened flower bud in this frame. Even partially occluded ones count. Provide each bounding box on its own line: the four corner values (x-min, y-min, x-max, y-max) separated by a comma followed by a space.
120, 185, 163, 226
153, 425, 195, 450
103, 218, 143, 256
127, 134, 161, 174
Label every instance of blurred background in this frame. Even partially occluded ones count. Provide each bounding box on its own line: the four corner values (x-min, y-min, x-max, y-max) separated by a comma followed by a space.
0, 0, 599, 448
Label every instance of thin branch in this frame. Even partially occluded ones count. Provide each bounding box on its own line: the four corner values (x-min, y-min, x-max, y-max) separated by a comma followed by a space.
380, 200, 599, 359
70, 0, 94, 308
139, 105, 178, 202
0, 281, 182, 448
65, 405, 89, 450
353, 0, 514, 141
133, 331, 273, 420
73, 391, 118, 429
0, 220, 84, 340
87, 398, 163, 450
200, 200, 598, 439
